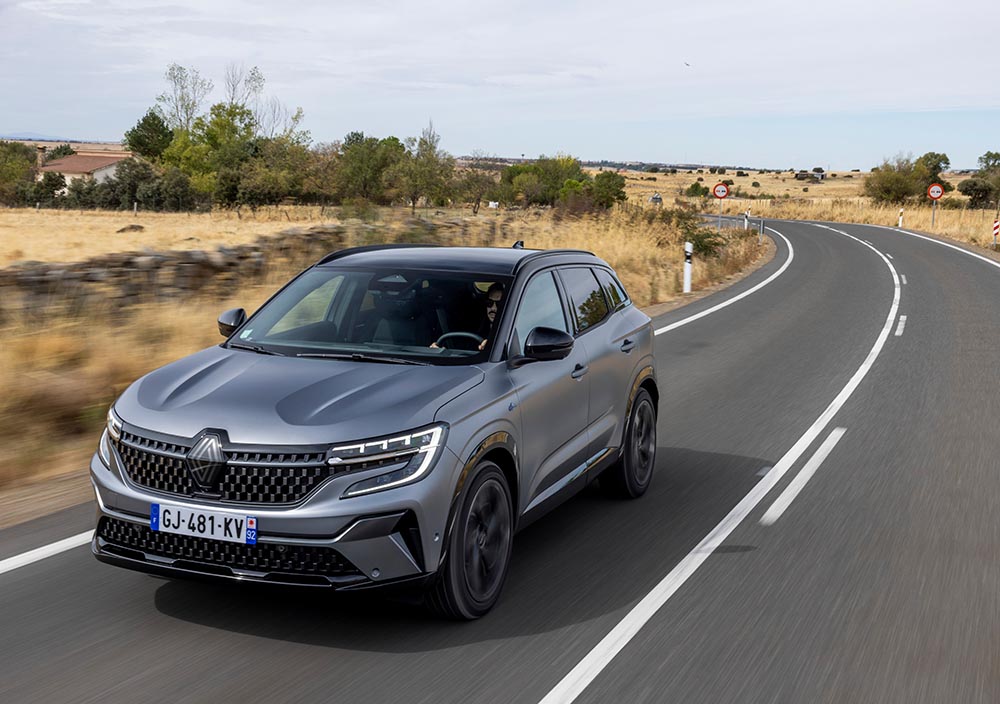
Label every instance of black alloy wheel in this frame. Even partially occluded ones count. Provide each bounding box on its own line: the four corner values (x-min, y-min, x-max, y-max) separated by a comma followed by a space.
427, 461, 513, 619
601, 388, 657, 498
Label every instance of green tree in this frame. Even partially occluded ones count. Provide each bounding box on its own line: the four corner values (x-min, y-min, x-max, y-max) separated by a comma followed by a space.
685, 182, 710, 197
337, 132, 405, 203
160, 167, 194, 211
388, 123, 454, 213
591, 171, 627, 209
978, 151, 1000, 172
864, 155, 922, 204
957, 179, 997, 209
103, 158, 159, 209
914, 151, 953, 199
156, 63, 214, 132
31, 171, 66, 206
457, 151, 499, 214
45, 144, 76, 162
0, 140, 35, 205
124, 109, 173, 160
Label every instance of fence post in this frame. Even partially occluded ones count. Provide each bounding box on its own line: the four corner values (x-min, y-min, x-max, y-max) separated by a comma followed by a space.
133, 201, 138, 216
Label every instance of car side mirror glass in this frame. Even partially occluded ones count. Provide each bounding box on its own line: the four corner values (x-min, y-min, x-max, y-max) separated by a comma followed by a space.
524, 326, 574, 361
218, 308, 247, 338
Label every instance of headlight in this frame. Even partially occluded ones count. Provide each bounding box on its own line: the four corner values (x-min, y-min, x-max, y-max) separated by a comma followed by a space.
99, 406, 124, 469
337, 424, 446, 498
106, 406, 123, 442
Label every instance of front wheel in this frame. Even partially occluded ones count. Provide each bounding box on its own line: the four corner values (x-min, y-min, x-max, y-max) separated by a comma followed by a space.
426, 461, 513, 619
601, 388, 657, 499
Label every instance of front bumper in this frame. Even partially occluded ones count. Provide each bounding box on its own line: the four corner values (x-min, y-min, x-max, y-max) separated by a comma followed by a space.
90, 444, 459, 589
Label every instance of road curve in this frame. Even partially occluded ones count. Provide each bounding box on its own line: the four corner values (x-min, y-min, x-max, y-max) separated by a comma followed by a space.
3, 220, 1000, 704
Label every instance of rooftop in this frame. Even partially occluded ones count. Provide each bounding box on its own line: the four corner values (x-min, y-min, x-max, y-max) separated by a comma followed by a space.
39, 154, 129, 175
319, 245, 596, 275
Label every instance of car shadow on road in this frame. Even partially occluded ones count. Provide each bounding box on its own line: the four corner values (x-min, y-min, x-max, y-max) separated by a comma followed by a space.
154, 446, 769, 652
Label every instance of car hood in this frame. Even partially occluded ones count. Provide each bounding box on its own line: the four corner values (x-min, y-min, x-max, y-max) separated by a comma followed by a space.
116, 345, 485, 445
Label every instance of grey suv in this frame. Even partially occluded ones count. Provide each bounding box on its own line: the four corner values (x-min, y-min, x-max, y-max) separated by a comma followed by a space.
92, 244, 658, 618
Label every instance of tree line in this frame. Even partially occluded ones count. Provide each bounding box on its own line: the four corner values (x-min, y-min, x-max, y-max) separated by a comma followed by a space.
0, 63, 626, 214
864, 151, 1000, 209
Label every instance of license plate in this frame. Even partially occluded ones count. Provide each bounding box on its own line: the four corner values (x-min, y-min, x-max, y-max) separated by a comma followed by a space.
150, 503, 257, 545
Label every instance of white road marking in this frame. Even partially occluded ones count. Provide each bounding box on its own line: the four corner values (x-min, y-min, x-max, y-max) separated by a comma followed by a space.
885, 253, 893, 260
654, 228, 794, 335
895, 315, 907, 336
0, 531, 93, 577
760, 428, 847, 525
871, 225, 1000, 272
539, 224, 901, 704
901, 275, 907, 285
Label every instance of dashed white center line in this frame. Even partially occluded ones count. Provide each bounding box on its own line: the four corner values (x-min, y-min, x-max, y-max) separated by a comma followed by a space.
901, 275, 907, 285
895, 315, 907, 336
886, 253, 893, 260
760, 428, 847, 525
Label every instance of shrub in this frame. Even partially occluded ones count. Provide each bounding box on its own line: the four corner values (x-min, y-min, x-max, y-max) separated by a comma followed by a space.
957, 178, 997, 209
751, 181, 760, 188
685, 182, 709, 197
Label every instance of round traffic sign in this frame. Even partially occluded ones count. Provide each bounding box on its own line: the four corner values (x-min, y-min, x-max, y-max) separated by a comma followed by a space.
927, 183, 944, 200
713, 183, 729, 199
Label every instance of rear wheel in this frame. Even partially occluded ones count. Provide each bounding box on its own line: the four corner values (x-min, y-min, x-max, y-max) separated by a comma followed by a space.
601, 388, 656, 498
426, 461, 513, 619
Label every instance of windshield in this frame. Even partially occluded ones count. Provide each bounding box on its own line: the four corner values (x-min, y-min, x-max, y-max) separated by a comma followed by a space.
228, 267, 512, 365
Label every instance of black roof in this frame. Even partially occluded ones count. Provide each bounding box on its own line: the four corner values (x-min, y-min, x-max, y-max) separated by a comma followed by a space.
315, 245, 598, 276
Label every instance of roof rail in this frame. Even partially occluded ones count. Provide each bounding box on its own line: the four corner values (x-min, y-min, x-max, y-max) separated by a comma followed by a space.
512, 249, 596, 274
314, 243, 439, 267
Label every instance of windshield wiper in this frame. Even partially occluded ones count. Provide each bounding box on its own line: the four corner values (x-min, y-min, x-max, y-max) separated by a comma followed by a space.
228, 342, 286, 356
295, 352, 430, 366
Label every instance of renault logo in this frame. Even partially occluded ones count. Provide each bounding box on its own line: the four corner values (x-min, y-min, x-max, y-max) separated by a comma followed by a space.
187, 433, 226, 489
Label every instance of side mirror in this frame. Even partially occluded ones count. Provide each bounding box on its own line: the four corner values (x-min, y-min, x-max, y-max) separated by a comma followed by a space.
218, 308, 247, 338
524, 326, 574, 361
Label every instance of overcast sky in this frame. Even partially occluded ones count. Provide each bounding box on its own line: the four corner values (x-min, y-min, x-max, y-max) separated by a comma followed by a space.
1, 0, 997, 169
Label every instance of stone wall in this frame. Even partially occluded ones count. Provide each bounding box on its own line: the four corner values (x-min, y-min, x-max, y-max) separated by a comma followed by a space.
0, 224, 347, 322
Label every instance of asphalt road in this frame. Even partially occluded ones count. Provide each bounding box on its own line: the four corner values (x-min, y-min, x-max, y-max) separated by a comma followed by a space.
3, 219, 1000, 703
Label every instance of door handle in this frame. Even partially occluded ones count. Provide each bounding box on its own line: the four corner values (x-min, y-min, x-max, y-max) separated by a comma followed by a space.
571, 364, 589, 379
620, 339, 635, 353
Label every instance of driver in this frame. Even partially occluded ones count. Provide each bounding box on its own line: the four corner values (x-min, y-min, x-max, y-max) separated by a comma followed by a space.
431, 282, 505, 351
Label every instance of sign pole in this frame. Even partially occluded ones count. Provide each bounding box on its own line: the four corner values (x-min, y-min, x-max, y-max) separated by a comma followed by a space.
932, 199, 936, 228
927, 183, 944, 228
718, 197, 722, 232
713, 182, 729, 231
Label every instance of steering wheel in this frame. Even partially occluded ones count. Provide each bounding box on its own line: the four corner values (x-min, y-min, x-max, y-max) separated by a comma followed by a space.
435, 332, 485, 349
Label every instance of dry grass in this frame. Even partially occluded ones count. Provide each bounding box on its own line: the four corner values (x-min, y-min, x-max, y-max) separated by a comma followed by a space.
0, 207, 765, 489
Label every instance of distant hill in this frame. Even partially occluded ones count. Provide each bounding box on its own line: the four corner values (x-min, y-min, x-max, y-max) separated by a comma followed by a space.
0, 132, 75, 142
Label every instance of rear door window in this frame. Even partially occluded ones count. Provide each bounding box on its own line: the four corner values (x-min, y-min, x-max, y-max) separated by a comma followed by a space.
594, 268, 629, 310
559, 267, 610, 333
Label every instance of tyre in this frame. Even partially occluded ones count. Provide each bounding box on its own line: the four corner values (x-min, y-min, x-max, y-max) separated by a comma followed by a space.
426, 461, 513, 619
601, 388, 657, 499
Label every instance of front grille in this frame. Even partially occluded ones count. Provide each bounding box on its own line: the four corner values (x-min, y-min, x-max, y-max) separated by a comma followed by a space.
98, 517, 362, 578
114, 430, 340, 505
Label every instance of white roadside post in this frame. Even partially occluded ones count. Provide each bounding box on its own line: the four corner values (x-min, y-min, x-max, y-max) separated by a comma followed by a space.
683, 241, 693, 294
743, 208, 750, 231
898, 208, 904, 228
713, 182, 729, 232
927, 183, 944, 228
993, 219, 999, 249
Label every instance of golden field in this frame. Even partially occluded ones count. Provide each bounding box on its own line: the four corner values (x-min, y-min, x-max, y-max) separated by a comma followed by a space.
0, 206, 765, 490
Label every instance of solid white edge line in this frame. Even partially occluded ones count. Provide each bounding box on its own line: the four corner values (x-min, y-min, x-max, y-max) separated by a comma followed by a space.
538, 223, 901, 704
654, 228, 793, 336
869, 225, 1000, 271
0, 531, 93, 577
759, 427, 847, 525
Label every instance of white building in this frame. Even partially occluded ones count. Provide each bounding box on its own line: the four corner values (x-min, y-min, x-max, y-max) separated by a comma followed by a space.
37, 153, 129, 186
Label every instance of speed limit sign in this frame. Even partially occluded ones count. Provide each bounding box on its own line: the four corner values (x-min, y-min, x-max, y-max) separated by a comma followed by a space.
927, 183, 944, 200
713, 183, 729, 199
